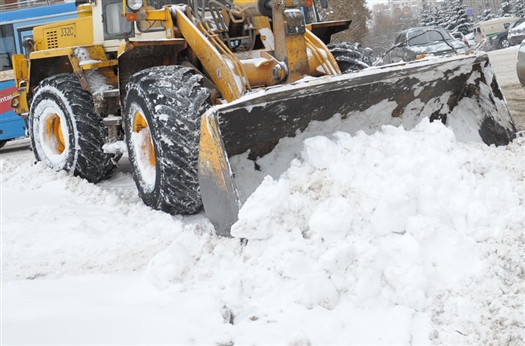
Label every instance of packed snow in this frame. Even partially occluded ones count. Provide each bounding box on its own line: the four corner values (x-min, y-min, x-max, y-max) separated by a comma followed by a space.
2, 117, 524, 345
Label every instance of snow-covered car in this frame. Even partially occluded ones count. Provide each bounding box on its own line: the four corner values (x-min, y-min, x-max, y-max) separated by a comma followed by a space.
388, 26, 468, 63
464, 32, 476, 47
450, 23, 473, 36
450, 31, 470, 48
508, 21, 525, 46
517, 39, 525, 88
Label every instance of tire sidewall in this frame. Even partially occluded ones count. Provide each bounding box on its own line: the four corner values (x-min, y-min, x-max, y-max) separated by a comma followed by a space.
124, 88, 163, 206
29, 84, 78, 173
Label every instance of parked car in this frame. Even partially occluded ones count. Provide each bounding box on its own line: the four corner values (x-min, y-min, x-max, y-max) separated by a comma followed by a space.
451, 23, 473, 36
388, 26, 468, 63
487, 18, 524, 49
474, 17, 521, 49
509, 21, 525, 46
517, 39, 525, 88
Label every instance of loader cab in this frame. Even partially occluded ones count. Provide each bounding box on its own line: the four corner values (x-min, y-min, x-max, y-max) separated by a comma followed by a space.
90, 0, 133, 50
92, 0, 182, 50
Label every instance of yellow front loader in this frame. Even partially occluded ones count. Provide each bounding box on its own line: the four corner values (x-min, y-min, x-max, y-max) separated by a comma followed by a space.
10, 0, 517, 236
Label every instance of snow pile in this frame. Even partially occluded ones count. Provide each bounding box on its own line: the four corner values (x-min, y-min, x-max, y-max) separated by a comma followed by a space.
2, 119, 525, 345
144, 119, 525, 344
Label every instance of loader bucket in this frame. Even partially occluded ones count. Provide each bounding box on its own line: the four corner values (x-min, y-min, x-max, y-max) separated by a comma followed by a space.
198, 53, 517, 236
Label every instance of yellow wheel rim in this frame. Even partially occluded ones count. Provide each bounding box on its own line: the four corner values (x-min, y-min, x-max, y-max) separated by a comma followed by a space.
45, 113, 65, 154
133, 110, 156, 167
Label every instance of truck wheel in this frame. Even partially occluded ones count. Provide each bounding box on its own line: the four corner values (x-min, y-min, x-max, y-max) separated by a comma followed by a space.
328, 42, 376, 73
123, 66, 211, 215
29, 74, 116, 183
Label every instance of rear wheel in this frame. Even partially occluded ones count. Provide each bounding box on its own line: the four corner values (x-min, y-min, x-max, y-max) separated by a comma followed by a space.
499, 38, 510, 49
29, 74, 116, 183
328, 42, 376, 73
123, 66, 211, 215
0, 140, 7, 149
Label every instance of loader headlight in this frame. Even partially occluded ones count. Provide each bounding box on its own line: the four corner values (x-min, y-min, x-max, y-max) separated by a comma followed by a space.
127, 0, 143, 11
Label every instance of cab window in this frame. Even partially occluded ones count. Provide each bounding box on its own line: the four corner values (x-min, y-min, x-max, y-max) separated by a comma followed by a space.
103, 0, 134, 40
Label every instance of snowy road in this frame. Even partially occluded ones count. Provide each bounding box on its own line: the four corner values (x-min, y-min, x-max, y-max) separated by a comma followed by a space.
487, 45, 525, 131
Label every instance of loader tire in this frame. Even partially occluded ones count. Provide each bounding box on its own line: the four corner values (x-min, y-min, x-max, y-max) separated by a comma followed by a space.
328, 42, 376, 73
29, 74, 116, 183
123, 66, 211, 215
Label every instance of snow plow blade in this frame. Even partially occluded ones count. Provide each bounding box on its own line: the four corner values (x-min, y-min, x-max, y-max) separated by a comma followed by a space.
198, 53, 517, 236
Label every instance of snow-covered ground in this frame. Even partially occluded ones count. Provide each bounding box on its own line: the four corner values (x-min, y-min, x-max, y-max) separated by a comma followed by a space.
2, 48, 525, 346
2, 116, 525, 345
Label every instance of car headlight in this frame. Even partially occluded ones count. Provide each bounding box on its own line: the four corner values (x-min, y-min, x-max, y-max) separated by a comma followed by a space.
127, 0, 143, 11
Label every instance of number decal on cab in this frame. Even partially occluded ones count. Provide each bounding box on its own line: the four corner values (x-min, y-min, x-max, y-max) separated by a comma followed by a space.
61, 27, 74, 37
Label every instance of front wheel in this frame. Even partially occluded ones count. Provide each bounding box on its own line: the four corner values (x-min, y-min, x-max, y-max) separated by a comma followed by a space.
123, 66, 211, 215
29, 74, 116, 183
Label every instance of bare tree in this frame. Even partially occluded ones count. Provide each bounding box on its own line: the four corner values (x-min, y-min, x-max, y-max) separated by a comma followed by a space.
364, 11, 403, 57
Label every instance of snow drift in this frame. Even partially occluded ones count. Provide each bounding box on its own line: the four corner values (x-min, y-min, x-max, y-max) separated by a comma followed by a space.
2, 119, 525, 345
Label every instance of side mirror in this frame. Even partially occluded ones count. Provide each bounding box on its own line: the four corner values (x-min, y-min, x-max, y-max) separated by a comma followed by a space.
22, 38, 35, 53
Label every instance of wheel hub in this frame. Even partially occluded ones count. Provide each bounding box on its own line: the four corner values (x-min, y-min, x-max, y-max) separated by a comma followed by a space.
133, 111, 156, 168
45, 113, 65, 154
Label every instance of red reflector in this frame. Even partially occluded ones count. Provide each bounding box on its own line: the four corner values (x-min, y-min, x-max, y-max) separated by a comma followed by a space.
305, 0, 312, 6
126, 13, 138, 21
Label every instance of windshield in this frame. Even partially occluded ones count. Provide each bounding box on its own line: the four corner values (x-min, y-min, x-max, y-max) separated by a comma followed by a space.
407, 28, 450, 46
